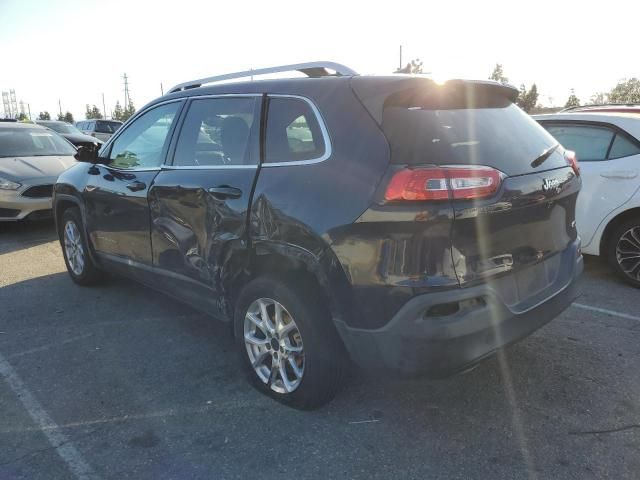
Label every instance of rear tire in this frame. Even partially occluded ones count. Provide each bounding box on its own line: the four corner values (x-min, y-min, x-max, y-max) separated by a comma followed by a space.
234, 276, 345, 410
60, 207, 105, 286
606, 217, 640, 288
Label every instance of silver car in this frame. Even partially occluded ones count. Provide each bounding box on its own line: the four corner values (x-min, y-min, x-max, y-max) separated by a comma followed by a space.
75, 119, 123, 142
0, 122, 77, 221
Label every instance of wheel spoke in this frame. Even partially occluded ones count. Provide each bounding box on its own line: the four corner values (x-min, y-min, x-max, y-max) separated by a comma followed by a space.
622, 259, 640, 274
244, 332, 269, 346
274, 302, 284, 333
259, 299, 275, 334
280, 365, 294, 393
288, 356, 303, 380
246, 312, 267, 335
251, 351, 269, 369
621, 232, 640, 250
283, 337, 303, 353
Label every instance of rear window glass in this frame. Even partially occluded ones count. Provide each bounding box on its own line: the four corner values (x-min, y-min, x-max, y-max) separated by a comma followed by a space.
608, 133, 640, 159
382, 100, 561, 173
0, 128, 76, 157
265, 97, 325, 163
543, 124, 613, 161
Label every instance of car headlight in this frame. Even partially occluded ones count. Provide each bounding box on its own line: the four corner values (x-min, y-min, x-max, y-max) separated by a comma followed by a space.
0, 177, 21, 190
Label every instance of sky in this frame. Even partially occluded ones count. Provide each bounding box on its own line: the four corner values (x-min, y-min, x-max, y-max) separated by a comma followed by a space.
0, 0, 638, 120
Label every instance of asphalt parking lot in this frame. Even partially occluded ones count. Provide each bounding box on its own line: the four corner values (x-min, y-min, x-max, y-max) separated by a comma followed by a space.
1, 221, 639, 480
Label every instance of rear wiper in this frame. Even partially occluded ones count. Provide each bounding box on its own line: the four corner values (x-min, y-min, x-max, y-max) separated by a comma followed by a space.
531, 144, 559, 168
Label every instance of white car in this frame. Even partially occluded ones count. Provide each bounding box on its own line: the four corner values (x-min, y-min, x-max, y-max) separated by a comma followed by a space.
534, 112, 640, 287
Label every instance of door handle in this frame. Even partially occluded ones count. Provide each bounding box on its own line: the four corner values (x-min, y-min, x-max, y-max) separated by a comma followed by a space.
207, 186, 242, 199
600, 171, 638, 179
126, 181, 147, 192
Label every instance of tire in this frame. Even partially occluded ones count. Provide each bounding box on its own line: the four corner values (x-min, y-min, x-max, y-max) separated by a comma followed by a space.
606, 217, 640, 288
234, 276, 345, 410
60, 207, 105, 286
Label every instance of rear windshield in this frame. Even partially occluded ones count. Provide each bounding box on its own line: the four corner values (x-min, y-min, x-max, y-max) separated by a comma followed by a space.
95, 121, 122, 134
0, 128, 76, 157
381, 91, 566, 175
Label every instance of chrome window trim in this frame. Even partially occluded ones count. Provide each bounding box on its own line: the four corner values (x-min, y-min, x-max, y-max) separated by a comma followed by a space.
93, 164, 163, 173
162, 164, 258, 171
262, 94, 332, 167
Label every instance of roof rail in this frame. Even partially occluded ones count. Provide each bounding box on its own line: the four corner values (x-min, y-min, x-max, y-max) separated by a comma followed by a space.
168, 61, 358, 94
561, 103, 640, 112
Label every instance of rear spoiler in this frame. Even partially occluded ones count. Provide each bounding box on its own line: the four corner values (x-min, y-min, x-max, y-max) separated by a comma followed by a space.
350, 76, 519, 124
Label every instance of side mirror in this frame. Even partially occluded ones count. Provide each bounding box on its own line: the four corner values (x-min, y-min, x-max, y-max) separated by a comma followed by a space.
74, 145, 99, 163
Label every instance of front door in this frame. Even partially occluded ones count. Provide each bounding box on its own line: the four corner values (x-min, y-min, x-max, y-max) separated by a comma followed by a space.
88, 101, 183, 270
149, 96, 261, 316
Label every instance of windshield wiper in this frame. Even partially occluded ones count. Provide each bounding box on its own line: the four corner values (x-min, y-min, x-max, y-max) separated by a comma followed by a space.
531, 144, 559, 168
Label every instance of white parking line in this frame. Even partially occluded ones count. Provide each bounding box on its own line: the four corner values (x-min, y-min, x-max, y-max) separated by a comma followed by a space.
0, 352, 97, 479
8, 333, 94, 360
572, 303, 640, 322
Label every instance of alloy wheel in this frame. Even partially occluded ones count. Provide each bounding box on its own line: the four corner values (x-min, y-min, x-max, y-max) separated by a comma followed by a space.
616, 226, 640, 281
63, 220, 85, 276
243, 298, 305, 394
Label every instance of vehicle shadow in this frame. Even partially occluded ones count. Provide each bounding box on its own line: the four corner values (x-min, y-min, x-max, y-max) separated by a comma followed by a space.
0, 219, 58, 255
1, 267, 637, 479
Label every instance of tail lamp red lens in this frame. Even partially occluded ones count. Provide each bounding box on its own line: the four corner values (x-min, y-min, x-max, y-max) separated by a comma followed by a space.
565, 150, 580, 176
384, 166, 504, 201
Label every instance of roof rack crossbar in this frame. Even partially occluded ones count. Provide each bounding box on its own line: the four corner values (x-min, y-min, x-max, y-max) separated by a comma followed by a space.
168, 62, 358, 94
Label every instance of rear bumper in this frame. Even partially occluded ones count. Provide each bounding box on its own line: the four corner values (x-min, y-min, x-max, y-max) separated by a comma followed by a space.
335, 241, 583, 376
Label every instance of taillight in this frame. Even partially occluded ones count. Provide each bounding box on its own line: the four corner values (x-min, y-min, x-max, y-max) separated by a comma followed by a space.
565, 150, 580, 176
384, 166, 504, 201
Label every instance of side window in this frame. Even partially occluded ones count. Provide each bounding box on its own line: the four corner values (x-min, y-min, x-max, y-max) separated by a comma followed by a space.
88, 121, 96, 131
108, 102, 180, 169
265, 97, 326, 163
608, 133, 640, 159
173, 97, 258, 167
544, 124, 614, 161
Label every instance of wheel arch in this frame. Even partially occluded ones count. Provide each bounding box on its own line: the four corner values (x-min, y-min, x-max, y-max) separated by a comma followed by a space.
221, 241, 355, 332
600, 207, 640, 256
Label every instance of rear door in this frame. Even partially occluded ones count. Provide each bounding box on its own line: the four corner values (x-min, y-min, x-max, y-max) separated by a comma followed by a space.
149, 95, 261, 316
539, 121, 640, 247
88, 101, 183, 273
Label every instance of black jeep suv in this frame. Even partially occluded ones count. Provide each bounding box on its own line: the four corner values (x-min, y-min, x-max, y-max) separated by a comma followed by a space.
54, 62, 583, 409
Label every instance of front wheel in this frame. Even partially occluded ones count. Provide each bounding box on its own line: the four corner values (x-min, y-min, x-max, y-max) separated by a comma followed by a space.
607, 218, 640, 288
60, 208, 105, 286
234, 276, 345, 410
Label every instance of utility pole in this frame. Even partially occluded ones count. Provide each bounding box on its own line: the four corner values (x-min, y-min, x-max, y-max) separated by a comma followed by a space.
27, 103, 31, 120
123, 73, 130, 110
58, 99, 62, 118
399, 45, 403, 71
160, 82, 164, 95
102, 93, 107, 119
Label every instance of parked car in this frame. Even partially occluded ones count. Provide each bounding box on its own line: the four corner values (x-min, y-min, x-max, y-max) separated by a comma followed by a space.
35, 120, 103, 150
75, 119, 123, 142
535, 112, 640, 287
54, 62, 583, 409
0, 122, 77, 221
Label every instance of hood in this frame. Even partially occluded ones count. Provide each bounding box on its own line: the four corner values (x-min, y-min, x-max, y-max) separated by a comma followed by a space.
61, 132, 103, 146
0, 155, 77, 182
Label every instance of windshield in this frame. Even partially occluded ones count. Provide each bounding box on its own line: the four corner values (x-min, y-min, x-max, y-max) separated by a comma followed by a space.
0, 128, 76, 157
41, 122, 83, 135
95, 121, 122, 134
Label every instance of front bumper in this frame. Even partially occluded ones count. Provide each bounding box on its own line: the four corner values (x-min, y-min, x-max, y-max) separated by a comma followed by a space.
0, 189, 52, 221
335, 241, 583, 377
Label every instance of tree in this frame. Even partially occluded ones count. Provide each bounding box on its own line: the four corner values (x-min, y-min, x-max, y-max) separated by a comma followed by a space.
38, 111, 51, 120
608, 78, 640, 103
57, 112, 65, 121
565, 89, 580, 108
112, 101, 124, 121
17, 112, 28, 121
122, 101, 136, 122
85, 104, 103, 119
489, 63, 508, 84
63, 111, 74, 123
589, 92, 608, 105
395, 58, 423, 74
516, 84, 539, 113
